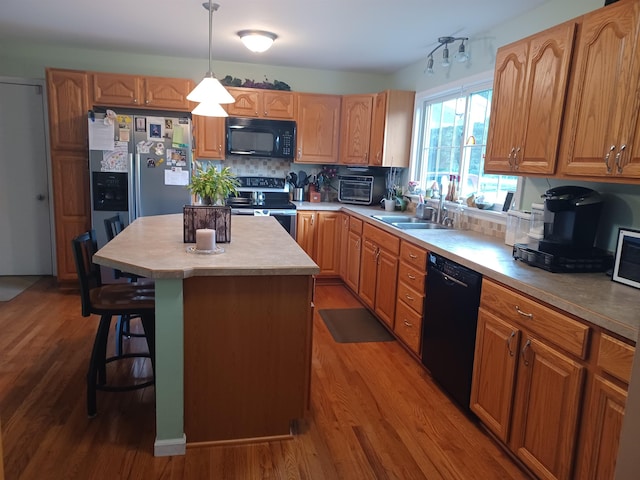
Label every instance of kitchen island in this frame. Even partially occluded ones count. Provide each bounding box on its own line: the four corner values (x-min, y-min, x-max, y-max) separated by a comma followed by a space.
93, 214, 319, 456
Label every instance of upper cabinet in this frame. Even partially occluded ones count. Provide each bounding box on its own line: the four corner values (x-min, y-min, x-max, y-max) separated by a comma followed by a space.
194, 116, 225, 160
92, 72, 194, 111
339, 94, 374, 165
294, 93, 341, 164
485, 21, 576, 175
226, 87, 295, 119
559, 0, 640, 181
47, 69, 91, 151
369, 90, 416, 168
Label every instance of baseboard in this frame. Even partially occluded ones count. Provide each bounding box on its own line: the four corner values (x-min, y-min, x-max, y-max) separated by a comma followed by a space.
154, 434, 187, 456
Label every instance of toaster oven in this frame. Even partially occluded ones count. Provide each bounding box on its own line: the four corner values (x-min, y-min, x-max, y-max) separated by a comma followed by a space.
337, 175, 386, 205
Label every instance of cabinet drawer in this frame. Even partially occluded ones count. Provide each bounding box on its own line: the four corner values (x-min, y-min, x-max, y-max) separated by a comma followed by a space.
394, 299, 422, 354
597, 333, 635, 384
350, 217, 363, 234
363, 223, 400, 255
481, 280, 590, 359
400, 241, 427, 270
398, 262, 425, 293
396, 281, 424, 315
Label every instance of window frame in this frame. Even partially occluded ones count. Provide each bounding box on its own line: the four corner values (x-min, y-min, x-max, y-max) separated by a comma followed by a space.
409, 70, 523, 212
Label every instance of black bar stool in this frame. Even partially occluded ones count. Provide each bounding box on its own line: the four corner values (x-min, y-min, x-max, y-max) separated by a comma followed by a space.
71, 230, 156, 417
104, 214, 152, 355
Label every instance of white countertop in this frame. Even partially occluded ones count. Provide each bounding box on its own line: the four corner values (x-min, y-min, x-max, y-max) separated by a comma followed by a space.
93, 214, 320, 279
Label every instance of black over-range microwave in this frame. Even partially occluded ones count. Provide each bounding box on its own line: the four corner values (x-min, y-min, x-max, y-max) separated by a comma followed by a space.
225, 117, 296, 159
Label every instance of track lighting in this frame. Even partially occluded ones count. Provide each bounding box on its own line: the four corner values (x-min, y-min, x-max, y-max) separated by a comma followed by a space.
425, 36, 469, 75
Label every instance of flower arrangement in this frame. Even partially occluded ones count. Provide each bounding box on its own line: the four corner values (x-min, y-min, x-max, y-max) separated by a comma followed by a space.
408, 180, 420, 194
316, 165, 338, 190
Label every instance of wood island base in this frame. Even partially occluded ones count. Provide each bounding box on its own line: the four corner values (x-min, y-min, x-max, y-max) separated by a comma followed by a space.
183, 275, 314, 444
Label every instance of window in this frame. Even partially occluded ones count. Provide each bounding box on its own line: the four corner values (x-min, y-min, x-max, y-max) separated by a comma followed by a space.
411, 76, 519, 208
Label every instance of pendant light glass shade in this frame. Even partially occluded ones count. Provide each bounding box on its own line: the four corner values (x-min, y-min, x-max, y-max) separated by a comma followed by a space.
238, 30, 277, 53
191, 100, 229, 117
188, 1, 234, 114
187, 74, 235, 104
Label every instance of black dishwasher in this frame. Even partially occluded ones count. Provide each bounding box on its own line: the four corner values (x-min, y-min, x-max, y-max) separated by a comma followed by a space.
421, 252, 482, 412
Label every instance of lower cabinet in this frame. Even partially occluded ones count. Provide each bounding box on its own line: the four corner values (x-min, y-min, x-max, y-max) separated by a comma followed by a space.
296, 210, 341, 276
344, 216, 363, 292
358, 224, 399, 328
471, 278, 634, 480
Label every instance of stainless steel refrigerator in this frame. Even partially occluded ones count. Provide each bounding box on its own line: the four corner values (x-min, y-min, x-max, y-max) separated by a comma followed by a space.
88, 110, 192, 251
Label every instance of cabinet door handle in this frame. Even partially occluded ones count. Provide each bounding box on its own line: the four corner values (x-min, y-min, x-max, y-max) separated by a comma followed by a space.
506, 331, 516, 357
521, 339, 532, 366
409, 253, 417, 259
311, 214, 314, 226
133, 98, 139, 104
604, 145, 616, 173
145, 99, 150, 105
615, 144, 627, 173
297, 148, 302, 159
508, 147, 516, 168
515, 305, 533, 319
513, 147, 521, 170
405, 294, 414, 302
407, 273, 416, 280
356, 240, 360, 249
403, 319, 413, 327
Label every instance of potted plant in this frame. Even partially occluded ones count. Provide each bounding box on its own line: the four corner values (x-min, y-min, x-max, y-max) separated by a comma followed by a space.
187, 162, 240, 205
183, 162, 239, 244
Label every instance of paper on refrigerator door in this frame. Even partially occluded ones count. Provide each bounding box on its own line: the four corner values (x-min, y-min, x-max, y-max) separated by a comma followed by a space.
164, 166, 189, 186
88, 117, 115, 150
101, 141, 128, 172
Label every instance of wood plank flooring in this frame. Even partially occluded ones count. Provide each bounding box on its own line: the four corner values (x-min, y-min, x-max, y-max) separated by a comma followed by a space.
0, 277, 529, 479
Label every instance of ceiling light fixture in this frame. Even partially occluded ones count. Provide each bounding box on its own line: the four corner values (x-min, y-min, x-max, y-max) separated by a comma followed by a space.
238, 30, 278, 53
187, 0, 234, 116
425, 36, 469, 75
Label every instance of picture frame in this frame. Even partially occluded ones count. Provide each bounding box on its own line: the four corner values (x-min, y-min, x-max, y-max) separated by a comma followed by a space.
612, 227, 640, 289
135, 117, 146, 132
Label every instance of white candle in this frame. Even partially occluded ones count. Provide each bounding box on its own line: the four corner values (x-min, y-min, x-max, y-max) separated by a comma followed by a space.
196, 228, 216, 251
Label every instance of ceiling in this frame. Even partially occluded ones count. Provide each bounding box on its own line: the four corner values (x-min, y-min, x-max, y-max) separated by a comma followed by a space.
1, 0, 549, 74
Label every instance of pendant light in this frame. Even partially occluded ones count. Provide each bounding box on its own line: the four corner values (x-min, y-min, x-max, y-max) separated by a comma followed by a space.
188, 0, 234, 115
424, 36, 469, 75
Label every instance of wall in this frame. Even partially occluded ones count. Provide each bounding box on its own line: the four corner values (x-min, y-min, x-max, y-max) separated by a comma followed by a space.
0, 41, 389, 96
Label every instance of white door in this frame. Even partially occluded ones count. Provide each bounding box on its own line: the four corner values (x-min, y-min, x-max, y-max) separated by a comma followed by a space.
0, 80, 53, 275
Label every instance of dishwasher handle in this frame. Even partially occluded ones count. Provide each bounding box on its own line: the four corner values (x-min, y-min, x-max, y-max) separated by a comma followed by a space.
430, 267, 469, 288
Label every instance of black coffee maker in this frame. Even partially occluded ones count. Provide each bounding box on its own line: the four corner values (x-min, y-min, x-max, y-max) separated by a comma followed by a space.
539, 186, 603, 257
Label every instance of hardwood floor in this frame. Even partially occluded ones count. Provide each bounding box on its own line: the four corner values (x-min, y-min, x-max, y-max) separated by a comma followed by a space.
0, 277, 529, 479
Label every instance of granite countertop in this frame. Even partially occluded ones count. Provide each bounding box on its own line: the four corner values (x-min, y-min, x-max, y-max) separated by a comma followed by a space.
296, 201, 639, 342
93, 214, 320, 279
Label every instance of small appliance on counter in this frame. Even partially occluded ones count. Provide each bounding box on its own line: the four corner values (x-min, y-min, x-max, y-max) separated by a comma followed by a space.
513, 186, 613, 273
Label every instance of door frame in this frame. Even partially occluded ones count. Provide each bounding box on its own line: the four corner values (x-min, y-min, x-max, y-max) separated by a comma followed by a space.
0, 76, 56, 275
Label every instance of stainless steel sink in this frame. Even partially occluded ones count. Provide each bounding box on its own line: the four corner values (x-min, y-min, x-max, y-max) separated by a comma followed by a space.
371, 214, 449, 230
391, 222, 448, 230
371, 215, 424, 223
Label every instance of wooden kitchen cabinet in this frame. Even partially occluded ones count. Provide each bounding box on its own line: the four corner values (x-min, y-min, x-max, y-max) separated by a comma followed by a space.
471, 279, 588, 480
194, 115, 225, 159
294, 93, 341, 164
470, 309, 520, 443
485, 21, 575, 175
559, 0, 640, 180
393, 241, 427, 355
338, 214, 349, 280
296, 211, 341, 276
46, 68, 92, 282
92, 72, 194, 110
344, 217, 363, 292
226, 87, 295, 119
575, 333, 634, 480
339, 94, 374, 165
358, 224, 399, 328
369, 90, 415, 168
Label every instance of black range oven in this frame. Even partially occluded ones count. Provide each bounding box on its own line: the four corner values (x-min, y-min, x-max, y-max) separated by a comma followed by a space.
227, 177, 297, 239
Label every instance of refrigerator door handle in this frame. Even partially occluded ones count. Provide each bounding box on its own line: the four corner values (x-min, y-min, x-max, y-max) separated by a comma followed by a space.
134, 153, 142, 220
